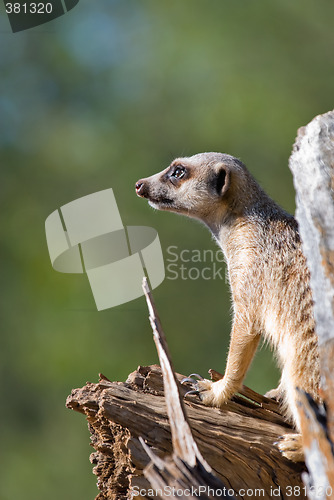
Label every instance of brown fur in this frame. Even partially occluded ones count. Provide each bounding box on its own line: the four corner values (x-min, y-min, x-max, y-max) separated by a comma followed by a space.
136, 152, 320, 461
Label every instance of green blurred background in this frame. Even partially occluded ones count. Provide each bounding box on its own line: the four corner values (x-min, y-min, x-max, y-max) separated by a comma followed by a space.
0, 1, 333, 498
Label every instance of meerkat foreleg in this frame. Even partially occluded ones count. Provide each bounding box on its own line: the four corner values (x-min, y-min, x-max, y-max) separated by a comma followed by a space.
194, 313, 261, 408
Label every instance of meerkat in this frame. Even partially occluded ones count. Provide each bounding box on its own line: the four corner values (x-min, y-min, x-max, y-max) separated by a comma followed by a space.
135, 152, 320, 462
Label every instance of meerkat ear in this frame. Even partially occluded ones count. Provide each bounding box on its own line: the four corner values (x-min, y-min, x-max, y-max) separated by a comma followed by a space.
216, 165, 230, 197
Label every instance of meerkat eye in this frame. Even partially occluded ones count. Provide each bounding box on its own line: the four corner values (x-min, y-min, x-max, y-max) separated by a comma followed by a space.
171, 166, 186, 179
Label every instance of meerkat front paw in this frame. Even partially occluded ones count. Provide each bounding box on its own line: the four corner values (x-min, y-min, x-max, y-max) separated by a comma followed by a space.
198, 378, 232, 407
275, 433, 304, 462
182, 374, 234, 408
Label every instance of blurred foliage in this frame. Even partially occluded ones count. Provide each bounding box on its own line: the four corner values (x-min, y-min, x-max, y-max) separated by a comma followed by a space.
0, 0, 333, 498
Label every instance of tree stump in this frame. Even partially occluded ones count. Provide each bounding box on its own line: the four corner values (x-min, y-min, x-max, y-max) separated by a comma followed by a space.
67, 363, 306, 499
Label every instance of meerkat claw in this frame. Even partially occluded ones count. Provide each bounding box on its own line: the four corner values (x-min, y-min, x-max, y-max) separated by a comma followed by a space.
181, 374, 205, 401
182, 377, 221, 406
189, 373, 204, 380
181, 377, 194, 384
184, 389, 200, 398
181, 373, 204, 385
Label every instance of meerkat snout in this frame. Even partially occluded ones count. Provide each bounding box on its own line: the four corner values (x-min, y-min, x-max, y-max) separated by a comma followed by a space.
135, 180, 146, 196
135, 180, 143, 192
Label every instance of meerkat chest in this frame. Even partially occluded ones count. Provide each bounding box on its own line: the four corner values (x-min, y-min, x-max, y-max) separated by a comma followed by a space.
226, 246, 286, 346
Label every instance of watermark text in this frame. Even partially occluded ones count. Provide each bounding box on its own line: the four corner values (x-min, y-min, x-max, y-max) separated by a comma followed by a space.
165, 245, 227, 281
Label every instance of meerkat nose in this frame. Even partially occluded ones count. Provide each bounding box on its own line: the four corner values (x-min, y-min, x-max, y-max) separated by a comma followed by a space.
135, 180, 145, 196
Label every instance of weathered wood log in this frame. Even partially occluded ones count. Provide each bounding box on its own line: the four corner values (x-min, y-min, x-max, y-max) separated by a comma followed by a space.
289, 110, 334, 499
67, 362, 306, 499
66, 277, 307, 499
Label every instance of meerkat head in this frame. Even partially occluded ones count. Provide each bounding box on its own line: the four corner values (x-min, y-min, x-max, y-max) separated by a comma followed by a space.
135, 152, 263, 230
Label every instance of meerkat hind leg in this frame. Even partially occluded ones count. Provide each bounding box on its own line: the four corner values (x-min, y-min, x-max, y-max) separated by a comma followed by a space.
265, 382, 285, 403
276, 433, 304, 462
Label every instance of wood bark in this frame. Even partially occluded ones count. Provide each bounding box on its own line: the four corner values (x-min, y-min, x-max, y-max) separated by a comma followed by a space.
289, 110, 334, 499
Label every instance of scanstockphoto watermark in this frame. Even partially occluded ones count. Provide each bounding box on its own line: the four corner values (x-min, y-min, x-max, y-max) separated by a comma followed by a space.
165, 245, 227, 281
131, 484, 332, 498
131, 486, 267, 498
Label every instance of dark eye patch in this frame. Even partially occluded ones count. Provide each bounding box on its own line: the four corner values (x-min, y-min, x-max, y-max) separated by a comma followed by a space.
171, 166, 186, 179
